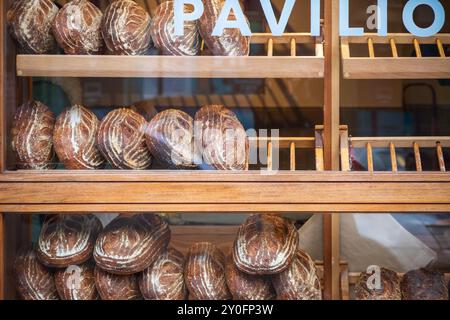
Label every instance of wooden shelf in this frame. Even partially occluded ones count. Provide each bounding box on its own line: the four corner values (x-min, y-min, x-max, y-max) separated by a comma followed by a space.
16, 33, 324, 79
341, 33, 450, 79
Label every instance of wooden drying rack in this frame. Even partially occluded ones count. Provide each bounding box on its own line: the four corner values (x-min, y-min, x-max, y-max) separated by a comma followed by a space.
16, 32, 324, 79
341, 33, 450, 79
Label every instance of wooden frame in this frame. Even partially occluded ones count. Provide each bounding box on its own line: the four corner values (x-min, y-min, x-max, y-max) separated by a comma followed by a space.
341, 33, 450, 79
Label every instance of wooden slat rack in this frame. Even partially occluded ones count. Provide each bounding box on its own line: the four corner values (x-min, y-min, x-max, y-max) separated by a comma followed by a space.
16, 33, 324, 79
341, 33, 450, 79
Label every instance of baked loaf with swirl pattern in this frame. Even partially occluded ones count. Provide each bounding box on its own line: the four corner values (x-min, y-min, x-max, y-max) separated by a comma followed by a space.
37, 214, 103, 268
52, 0, 105, 55
198, 0, 250, 56
11, 101, 56, 169
7, 0, 58, 53
195, 105, 248, 170
145, 109, 198, 169
272, 249, 322, 300
225, 255, 275, 300
94, 214, 170, 274
97, 108, 152, 169
101, 0, 152, 55
150, 1, 200, 56
94, 267, 142, 300
139, 247, 187, 300
15, 249, 59, 300
401, 268, 449, 300
53, 105, 105, 169
54, 261, 99, 300
354, 267, 401, 300
233, 214, 298, 275
185, 242, 231, 300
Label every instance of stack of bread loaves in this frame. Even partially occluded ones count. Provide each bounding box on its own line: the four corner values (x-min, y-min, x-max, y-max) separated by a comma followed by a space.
11, 101, 248, 171
7, 0, 250, 56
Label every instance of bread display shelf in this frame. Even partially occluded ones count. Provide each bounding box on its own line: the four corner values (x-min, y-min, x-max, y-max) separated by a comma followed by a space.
341, 33, 450, 79
16, 33, 324, 79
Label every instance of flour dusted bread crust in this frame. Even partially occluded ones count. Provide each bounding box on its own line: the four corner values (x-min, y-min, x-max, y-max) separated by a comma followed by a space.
145, 109, 198, 169
101, 0, 152, 55
272, 249, 322, 300
53, 105, 105, 169
94, 267, 142, 300
225, 255, 275, 300
54, 261, 99, 300
198, 0, 250, 56
97, 108, 152, 169
195, 105, 248, 170
15, 249, 59, 300
7, 0, 58, 53
94, 214, 170, 274
11, 101, 56, 169
354, 267, 401, 300
233, 214, 298, 275
52, 0, 104, 55
185, 242, 231, 300
139, 247, 187, 300
150, 1, 200, 56
37, 214, 103, 268
401, 268, 449, 300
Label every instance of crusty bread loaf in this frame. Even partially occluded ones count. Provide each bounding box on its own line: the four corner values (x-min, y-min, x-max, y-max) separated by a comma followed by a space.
401, 268, 449, 300
139, 247, 187, 300
97, 108, 152, 169
198, 0, 250, 56
272, 249, 322, 300
233, 214, 298, 275
54, 261, 99, 300
225, 255, 275, 300
11, 101, 56, 169
354, 267, 401, 300
101, 0, 152, 55
53, 105, 105, 169
15, 249, 59, 300
37, 214, 103, 268
94, 214, 170, 274
195, 105, 248, 170
7, 0, 58, 53
145, 109, 198, 169
185, 242, 231, 300
52, 0, 104, 55
150, 1, 200, 56
94, 267, 142, 300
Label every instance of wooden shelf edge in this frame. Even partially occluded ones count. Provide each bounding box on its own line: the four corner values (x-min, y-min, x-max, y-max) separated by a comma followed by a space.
17, 55, 325, 79
342, 57, 450, 79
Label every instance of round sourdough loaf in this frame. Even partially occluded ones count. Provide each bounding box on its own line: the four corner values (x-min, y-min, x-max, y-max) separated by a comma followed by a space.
15, 249, 59, 300
53, 105, 105, 169
54, 261, 99, 300
185, 242, 231, 300
11, 101, 56, 169
94, 267, 142, 300
97, 108, 152, 169
233, 214, 298, 275
225, 255, 275, 300
7, 0, 58, 53
101, 0, 152, 55
52, 0, 104, 55
198, 0, 250, 56
401, 268, 449, 300
139, 247, 187, 300
195, 105, 248, 170
37, 214, 103, 268
150, 1, 200, 56
272, 249, 322, 300
145, 109, 198, 169
354, 267, 401, 300
94, 214, 170, 274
